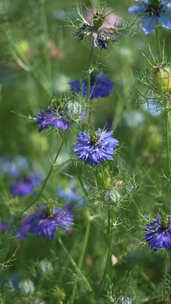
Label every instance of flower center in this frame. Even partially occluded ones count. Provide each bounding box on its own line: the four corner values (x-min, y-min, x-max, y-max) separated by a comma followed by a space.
145, 1, 163, 17
161, 216, 169, 231
93, 12, 105, 31
90, 132, 99, 146
43, 206, 54, 219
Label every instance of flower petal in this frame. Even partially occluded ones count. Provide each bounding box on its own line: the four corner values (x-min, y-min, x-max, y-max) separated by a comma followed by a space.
142, 16, 158, 34
128, 3, 145, 15
159, 14, 171, 29
161, 1, 171, 12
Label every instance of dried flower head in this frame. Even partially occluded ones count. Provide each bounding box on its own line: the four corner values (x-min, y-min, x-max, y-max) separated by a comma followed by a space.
76, 8, 121, 49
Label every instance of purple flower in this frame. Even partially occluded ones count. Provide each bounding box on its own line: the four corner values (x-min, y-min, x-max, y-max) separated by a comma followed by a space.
76, 8, 121, 49
70, 74, 114, 99
0, 155, 28, 177
35, 106, 69, 132
17, 205, 74, 240
0, 221, 8, 231
11, 172, 43, 197
73, 129, 119, 165
144, 215, 171, 250
128, 0, 171, 34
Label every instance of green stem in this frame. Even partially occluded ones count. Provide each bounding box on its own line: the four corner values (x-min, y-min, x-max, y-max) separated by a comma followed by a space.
165, 99, 171, 179
22, 133, 67, 214
101, 207, 114, 286
87, 43, 94, 124
69, 212, 91, 304
163, 252, 169, 303
58, 236, 93, 294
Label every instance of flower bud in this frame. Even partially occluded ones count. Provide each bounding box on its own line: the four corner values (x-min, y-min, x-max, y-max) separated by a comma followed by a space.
64, 101, 84, 120
38, 259, 53, 275
154, 65, 171, 93
53, 286, 66, 302
19, 279, 35, 295
16, 40, 30, 57
104, 188, 121, 203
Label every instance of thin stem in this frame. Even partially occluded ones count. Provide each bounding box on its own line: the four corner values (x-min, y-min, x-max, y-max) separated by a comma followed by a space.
78, 175, 89, 197
22, 133, 67, 214
165, 99, 171, 179
163, 251, 169, 303
87, 43, 94, 124
101, 207, 114, 286
58, 236, 93, 294
69, 212, 91, 304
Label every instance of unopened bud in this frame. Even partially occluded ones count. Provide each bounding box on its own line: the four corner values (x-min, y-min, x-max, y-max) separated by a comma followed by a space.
104, 188, 121, 203
64, 101, 85, 120
154, 65, 171, 93
19, 279, 35, 295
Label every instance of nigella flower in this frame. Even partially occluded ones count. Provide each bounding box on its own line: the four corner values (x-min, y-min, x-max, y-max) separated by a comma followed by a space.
73, 129, 119, 165
17, 205, 74, 240
76, 8, 121, 49
0, 155, 28, 177
128, 0, 171, 34
35, 106, 70, 132
144, 215, 171, 250
70, 73, 114, 99
11, 172, 43, 197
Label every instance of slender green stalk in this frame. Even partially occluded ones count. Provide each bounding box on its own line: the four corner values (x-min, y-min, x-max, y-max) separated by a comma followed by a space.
69, 212, 91, 304
78, 175, 89, 197
22, 133, 67, 214
87, 43, 94, 124
101, 207, 114, 286
58, 236, 93, 294
163, 252, 169, 303
165, 99, 171, 179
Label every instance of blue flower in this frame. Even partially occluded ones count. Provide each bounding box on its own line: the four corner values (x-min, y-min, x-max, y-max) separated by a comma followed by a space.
142, 99, 163, 116
35, 106, 70, 132
0, 155, 28, 177
70, 74, 114, 99
17, 205, 74, 240
128, 0, 171, 34
144, 215, 171, 250
57, 187, 85, 206
73, 129, 119, 165
11, 172, 43, 197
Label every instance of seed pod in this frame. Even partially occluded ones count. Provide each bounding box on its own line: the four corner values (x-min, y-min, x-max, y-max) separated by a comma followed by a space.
154, 65, 171, 93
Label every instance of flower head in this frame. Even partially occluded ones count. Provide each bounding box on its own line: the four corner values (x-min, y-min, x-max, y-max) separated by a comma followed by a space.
76, 8, 121, 49
128, 0, 171, 34
11, 172, 43, 197
0, 155, 28, 177
144, 215, 171, 250
70, 73, 114, 99
17, 205, 74, 240
35, 106, 70, 132
73, 129, 119, 165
